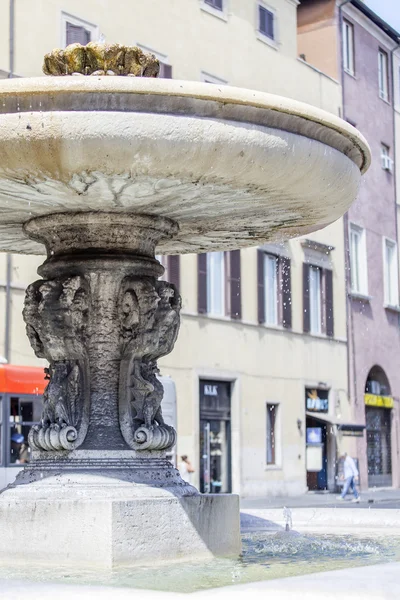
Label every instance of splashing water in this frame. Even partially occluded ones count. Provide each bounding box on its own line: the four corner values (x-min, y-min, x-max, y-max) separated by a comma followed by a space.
0, 532, 398, 593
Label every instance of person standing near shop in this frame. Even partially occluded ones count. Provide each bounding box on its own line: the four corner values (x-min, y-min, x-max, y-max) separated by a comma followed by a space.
178, 455, 195, 483
337, 452, 360, 503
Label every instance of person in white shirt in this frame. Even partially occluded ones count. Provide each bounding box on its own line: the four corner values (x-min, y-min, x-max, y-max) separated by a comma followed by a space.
337, 452, 360, 502
178, 455, 195, 483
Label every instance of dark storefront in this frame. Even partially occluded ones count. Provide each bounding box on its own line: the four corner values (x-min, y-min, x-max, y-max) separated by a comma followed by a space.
365, 400, 392, 487
305, 388, 329, 491
365, 367, 393, 487
199, 379, 232, 494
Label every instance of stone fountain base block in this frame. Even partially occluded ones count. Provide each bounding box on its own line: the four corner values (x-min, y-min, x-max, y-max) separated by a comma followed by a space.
0, 485, 241, 568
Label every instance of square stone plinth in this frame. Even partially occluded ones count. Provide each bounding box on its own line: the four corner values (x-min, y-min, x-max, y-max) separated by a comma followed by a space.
0, 493, 241, 568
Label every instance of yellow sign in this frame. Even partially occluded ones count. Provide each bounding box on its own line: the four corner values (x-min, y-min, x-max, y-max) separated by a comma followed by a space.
364, 394, 394, 409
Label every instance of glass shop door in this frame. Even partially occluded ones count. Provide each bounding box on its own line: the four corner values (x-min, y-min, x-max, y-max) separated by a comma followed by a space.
199, 379, 232, 494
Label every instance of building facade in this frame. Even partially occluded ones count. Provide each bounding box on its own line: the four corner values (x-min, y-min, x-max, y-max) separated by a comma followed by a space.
0, 0, 356, 496
298, 0, 400, 490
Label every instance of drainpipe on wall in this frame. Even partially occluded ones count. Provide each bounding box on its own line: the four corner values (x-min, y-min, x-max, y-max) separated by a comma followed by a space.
390, 39, 400, 307
4, 0, 15, 361
338, 0, 357, 412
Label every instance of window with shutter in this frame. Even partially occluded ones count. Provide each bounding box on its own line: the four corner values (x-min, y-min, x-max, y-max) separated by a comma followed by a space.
324, 269, 334, 337
303, 263, 310, 333
159, 63, 172, 79
259, 5, 274, 40
229, 250, 241, 320
198, 254, 208, 314
281, 257, 292, 329
66, 22, 91, 46
167, 256, 180, 291
258, 250, 292, 328
205, 0, 223, 11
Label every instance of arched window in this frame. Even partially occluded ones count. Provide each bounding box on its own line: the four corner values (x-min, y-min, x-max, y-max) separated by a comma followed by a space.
365, 366, 391, 397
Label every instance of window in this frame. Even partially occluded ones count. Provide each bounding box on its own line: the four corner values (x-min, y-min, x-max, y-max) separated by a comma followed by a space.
381, 144, 392, 172
264, 254, 278, 325
259, 5, 274, 40
378, 50, 389, 101
207, 252, 225, 316
136, 45, 172, 79
309, 266, 322, 334
342, 20, 355, 75
61, 13, 98, 48
303, 262, 334, 337
155, 255, 180, 289
159, 63, 172, 79
205, 0, 223, 10
8, 395, 43, 466
258, 250, 292, 328
198, 251, 241, 319
383, 238, 399, 306
349, 224, 368, 295
266, 403, 278, 465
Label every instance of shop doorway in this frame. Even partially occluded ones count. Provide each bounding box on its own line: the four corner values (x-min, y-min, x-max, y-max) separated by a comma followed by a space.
199, 379, 232, 494
306, 415, 328, 490
365, 366, 392, 488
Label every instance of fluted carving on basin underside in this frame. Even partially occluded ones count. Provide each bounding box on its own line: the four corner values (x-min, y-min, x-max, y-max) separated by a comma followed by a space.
43, 42, 160, 77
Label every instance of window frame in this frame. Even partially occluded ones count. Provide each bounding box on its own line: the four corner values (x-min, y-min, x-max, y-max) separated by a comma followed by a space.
378, 49, 389, 102
309, 265, 322, 335
207, 251, 226, 316
349, 223, 368, 296
258, 4, 274, 41
61, 12, 99, 48
204, 0, 223, 10
383, 237, 399, 307
263, 253, 278, 326
6, 393, 43, 467
200, 0, 228, 21
342, 19, 355, 76
136, 44, 172, 78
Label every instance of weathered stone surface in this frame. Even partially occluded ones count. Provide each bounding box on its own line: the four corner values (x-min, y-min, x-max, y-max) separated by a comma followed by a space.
43, 42, 160, 77
0, 476, 241, 567
21, 213, 182, 456
0, 77, 370, 255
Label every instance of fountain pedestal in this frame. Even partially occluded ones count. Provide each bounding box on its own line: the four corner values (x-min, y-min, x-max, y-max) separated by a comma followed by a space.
0, 212, 240, 568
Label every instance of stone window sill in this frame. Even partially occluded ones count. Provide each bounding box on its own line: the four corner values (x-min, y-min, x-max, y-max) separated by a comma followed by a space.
200, 3, 228, 22
349, 291, 372, 302
384, 304, 400, 313
265, 464, 282, 471
344, 68, 356, 80
256, 31, 278, 51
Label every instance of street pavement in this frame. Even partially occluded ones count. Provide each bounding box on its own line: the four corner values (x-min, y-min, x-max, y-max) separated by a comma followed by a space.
241, 487, 400, 510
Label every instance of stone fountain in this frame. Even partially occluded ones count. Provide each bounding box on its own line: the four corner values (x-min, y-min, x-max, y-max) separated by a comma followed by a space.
0, 43, 370, 569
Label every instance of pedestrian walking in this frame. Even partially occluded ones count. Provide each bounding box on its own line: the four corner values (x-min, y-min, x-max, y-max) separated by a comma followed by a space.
337, 452, 360, 503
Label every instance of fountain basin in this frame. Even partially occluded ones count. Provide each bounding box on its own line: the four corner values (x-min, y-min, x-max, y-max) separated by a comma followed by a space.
0, 77, 370, 255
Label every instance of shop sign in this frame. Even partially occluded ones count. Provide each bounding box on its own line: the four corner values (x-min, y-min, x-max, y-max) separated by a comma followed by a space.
364, 394, 394, 409
305, 388, 329, 413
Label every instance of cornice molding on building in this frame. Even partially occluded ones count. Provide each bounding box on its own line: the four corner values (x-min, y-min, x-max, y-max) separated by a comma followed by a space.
284, 0, 300, 7
301, 239, 335, 254
342, 4, 399, 51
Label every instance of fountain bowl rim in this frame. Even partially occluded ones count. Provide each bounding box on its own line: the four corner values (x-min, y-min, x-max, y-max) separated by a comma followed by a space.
0, 76, 370, 174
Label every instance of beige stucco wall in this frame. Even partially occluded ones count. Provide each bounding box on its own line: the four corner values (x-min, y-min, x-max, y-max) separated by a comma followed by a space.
0, 0, 348, 496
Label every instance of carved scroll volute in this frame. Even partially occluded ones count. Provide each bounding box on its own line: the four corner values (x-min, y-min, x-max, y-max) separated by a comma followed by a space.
118, 277, 181, 451
23, 275, 90, 451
